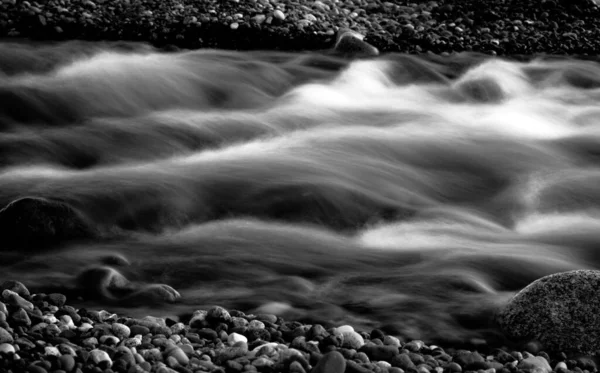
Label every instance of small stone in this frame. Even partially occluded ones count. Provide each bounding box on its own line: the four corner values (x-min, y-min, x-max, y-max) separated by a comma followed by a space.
255, 314, 278, 324
58, 355, 75, 371
207, 306, 231, 324
342, 331, 365, 349
3, 290, 34, 310
228, 332, 247, 345
215, 342, 249, 364
100, 335, 120, 345
26, 365, 48, 373
189, 310, 207, 328
336, 325, 354, 334
124, 336, 142, 347
384, 336, 401, 347
0, 343, 15, 354
82, 337, 98, 347
252, 14, 266, 24
1, 281, 30, 298
45, 346, 60, 356
112, 323, 131, 339
59, 315, 75, 329
252, 357, 274, 368
166, 346, 189, 366
312, 351, 346, 373
91, 349, 112, 367
78, 323, 93, 332
11, 308, 31, 326
404, 340, 425, 352
555, 362, 568, 372
273, 9, 285, 20
130, 325, 149, 336
359, 344, 399, 361
290, 360, 306, 373
447, 362, 462, 372
392, 353, 416, 370
575, 357, 597, 372
46, 294, 67, 307
0, 327, 13, 343
453, 350, 484, 367
248, 320, 265, 330
305, 13, 317, 22
517, 356, 552, 373
198, 328, 218, 340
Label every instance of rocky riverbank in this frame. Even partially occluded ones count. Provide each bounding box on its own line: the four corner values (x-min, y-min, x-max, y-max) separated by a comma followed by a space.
2, 0, 600, 55
1, 280, 598, 373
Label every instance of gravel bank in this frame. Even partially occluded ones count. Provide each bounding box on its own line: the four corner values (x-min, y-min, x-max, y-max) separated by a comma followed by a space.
2, 0, 600, 55
0, 280, 597, 373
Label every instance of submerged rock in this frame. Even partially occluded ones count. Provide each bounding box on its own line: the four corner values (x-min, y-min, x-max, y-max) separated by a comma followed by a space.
496, 270, 600, 355
0, 196, 95, 249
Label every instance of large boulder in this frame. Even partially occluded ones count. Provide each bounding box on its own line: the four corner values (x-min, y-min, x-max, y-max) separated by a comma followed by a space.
0, 196, 95, 249
496, 270, 600, 355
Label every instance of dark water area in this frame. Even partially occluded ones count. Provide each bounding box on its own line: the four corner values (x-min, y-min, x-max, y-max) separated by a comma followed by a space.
2, 40, 600, 348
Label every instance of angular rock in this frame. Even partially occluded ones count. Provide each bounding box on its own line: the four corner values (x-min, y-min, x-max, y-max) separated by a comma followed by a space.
332, 29, 379, 58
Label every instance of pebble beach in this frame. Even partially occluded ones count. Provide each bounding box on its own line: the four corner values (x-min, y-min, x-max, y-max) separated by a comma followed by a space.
1, 0, 600, 54
0, 280, 597, 373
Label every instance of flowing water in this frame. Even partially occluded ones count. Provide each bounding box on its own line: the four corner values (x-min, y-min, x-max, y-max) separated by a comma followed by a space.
2, 40, 600, 347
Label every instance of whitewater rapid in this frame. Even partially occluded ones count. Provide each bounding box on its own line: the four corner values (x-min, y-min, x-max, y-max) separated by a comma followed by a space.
2, 40, 600, 347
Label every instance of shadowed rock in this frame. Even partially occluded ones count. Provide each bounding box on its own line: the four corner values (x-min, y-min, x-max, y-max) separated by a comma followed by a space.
76, 266, 181, 304
496, 270, 600, 355
332, 30, 379, 58
0, 197, 96, 249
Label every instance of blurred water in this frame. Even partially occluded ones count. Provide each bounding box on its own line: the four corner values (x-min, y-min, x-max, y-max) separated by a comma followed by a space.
2, 40, 600, 347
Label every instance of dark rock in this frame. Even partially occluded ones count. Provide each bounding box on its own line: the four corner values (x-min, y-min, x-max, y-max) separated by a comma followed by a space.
453, 350, 485, 367
494, 349, 517, 364
58, 354, 75, 372
1, 281, 30, 298
129, 325, 150, 336
306, 324, 329, 341
359, 344, 399, 361
392, 353, 417, 370
370, 329, 386, 341
346, 360, 372, 373
575, 357, 597, 371
0, 197, 95, 249
11, 308, 31, 326
207, 306, 232, 324
46, 293, 67, 307
497, 270, 600, 354
332, 29, 379, 58
311, 351, 346, 373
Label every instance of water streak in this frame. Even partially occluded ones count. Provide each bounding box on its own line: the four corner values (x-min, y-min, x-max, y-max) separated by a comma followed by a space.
1, 40, 600, 346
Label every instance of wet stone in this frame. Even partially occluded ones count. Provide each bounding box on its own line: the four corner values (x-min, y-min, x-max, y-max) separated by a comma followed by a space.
1, 281, 30, 298
359, 344, 399, 361
497, 270, 600, 354
46, 293, 67, 307
312, 351, 346, 373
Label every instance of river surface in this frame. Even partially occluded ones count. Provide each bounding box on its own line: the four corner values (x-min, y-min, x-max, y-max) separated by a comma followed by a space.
1, 40, 600, 347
